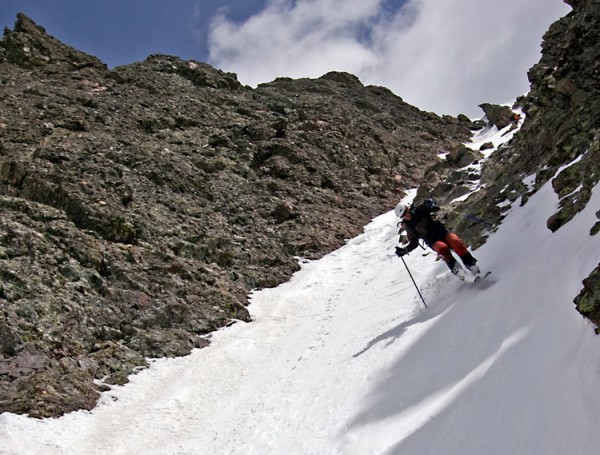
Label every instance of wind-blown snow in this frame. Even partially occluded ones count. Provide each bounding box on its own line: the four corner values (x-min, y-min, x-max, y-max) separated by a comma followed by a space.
1, 127, 600, 454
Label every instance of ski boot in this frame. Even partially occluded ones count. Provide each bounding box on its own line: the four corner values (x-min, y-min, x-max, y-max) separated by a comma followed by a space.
449, 260, 466, 281
460, 253, 480, 278
467, 263, 481, 277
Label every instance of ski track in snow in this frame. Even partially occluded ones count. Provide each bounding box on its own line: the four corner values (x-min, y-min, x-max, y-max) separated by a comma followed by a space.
1, 124, 600, 454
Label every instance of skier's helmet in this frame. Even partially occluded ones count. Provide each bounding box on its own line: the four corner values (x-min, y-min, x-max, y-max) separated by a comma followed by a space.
394, 202, 408, 218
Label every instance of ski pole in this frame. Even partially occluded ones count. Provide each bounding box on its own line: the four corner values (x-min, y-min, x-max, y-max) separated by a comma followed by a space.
448, 209, 495, 228
400, 256, 428, 309
398, 228, 426, 250
464, 213, 494, 227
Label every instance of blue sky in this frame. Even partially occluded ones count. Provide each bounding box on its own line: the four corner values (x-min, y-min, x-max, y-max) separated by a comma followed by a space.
0, 0, 267, 66
0, 1, 570, 117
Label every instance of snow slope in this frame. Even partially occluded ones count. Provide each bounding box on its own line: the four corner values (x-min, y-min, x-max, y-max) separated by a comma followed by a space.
1, 126, 600, 454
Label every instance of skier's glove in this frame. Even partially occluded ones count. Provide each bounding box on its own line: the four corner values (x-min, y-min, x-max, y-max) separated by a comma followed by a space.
423, 198, 439, 213
395, 246, 408, 257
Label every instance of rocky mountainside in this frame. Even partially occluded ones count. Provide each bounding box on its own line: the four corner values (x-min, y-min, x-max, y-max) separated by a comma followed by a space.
0, 15, 473, 416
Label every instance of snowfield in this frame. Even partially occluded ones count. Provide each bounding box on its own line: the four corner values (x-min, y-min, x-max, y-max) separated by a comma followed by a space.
1, 125, 600, 455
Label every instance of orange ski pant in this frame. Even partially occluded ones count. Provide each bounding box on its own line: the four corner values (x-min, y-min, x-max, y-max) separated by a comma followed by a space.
431, 233, 469, 263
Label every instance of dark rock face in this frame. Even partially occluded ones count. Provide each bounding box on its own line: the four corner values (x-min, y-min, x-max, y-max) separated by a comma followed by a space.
574, 264, 600, 333
0, 14, 472, 416
478, 103, 515, 130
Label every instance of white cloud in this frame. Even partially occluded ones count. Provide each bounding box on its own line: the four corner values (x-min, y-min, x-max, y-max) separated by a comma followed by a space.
208, 0, 382, 82
207, 0, 571, 117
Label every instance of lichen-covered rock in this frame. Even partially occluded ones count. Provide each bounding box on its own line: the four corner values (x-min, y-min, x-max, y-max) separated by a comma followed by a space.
479, 103, 515, 129
574, 265, 600, 333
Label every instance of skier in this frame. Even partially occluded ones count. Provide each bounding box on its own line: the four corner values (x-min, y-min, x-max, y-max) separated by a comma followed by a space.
394, 199, 480, 280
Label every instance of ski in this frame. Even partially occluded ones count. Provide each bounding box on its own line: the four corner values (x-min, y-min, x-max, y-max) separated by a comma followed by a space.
472, 271, 492, 282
